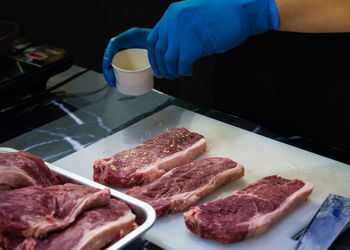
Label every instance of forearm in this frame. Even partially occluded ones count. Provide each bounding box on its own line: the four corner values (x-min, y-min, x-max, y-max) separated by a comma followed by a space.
276, 0, 350, 33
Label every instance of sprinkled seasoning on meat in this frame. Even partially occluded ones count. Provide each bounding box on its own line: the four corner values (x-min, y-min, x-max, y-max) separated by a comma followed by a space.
93, 128, 207, 188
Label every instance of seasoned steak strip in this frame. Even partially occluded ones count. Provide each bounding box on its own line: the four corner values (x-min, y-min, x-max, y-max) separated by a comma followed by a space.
93, 127, 207, 188
0, 151, 60, 190
184, 175, 313, 244
15, 199, 137, 250
126, 157, 244, 217
0, 184, 110, 238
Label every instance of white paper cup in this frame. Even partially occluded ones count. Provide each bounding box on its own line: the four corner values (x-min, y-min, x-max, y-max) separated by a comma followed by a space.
112, 48, 154, 96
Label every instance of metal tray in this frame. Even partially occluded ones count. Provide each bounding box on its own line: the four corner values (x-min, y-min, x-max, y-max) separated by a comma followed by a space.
0, 147, 156, 250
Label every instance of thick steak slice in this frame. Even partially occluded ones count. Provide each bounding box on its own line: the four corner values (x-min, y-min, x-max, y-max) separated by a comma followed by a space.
0, 184, 110, 238
93, 127, 207, 188
184, 175, 313, 244
15, 199, 137, 250
126, 157, 244, 217
0, 151, 60, 190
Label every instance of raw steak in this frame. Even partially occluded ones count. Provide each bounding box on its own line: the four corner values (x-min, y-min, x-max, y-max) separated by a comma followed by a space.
0, 231, 25, 250
0, 184, 110, 238
93, 127, 207, 188
126, 157, 244, 217
0, 151, 60, 190
184, 175, 313, 244
15, 199, 137, 250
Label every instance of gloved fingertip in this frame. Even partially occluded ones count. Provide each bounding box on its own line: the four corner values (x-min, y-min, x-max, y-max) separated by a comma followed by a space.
106, 76, 116, 87
107, 81, 116, 87
103, 67, 117, 87
150, 65, 161, 79
106, 71, 116, 87
160, 71, 175, 80
154, 74, 163, 79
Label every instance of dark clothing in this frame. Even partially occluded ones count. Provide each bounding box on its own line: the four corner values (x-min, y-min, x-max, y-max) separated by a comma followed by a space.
212, 31, 350, 152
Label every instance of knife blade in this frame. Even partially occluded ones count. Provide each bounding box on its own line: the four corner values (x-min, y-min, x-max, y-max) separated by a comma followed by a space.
295, 194, 350, 250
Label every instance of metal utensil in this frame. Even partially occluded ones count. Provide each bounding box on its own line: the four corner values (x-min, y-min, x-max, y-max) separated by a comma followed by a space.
295, 194, 350, 250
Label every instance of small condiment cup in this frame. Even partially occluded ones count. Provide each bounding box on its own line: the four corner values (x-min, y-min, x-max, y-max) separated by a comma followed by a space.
112, 48, 153, 96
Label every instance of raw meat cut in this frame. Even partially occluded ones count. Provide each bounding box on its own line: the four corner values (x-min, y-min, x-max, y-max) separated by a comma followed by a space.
93, 127, 207, 188
0, 231, 25, 250
0, 151, 60, 190
15, 199, 137, 250
0, 184, 110, 238
184, 175, 313, 244
126, 157, 244, 217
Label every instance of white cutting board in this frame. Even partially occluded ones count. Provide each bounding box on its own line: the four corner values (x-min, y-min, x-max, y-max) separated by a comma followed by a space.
53, 105, 350, 250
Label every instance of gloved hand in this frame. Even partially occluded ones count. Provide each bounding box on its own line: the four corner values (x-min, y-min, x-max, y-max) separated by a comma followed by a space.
103, 28, 151, 87
147, 0, 279, 79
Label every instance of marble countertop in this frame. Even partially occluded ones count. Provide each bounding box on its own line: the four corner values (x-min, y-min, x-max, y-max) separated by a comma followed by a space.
1, 66, 173, 162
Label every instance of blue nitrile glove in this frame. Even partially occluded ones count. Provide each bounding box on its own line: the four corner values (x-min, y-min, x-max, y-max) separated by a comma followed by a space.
103, 28, 151, 87
147, 0, 279, 79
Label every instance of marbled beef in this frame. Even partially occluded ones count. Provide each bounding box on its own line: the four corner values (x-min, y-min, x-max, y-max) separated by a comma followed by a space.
0, 151, 60, 190
93, 128, 207, 188
0, 184, 110, 238
184, 175, 313, 244
15, 199, 137, 250
126, 157, 244, 217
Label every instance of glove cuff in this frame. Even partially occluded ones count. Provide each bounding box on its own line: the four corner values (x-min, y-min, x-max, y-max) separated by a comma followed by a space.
244, 0, 279, 35
268, 0, 279, 30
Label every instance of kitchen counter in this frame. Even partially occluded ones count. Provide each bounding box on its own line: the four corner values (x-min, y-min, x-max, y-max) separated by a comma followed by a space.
1, 66, 349, 249
1, 66, 173, 162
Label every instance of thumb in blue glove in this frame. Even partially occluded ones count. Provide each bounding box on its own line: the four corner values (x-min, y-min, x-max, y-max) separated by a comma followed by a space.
147, 0, 279, 79
102, 28, 151, 87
